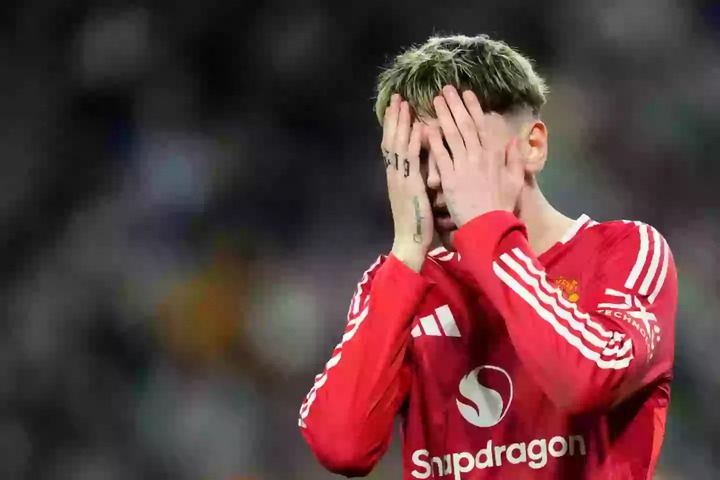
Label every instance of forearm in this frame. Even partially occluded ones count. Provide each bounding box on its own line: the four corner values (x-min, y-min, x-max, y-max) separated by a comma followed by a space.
453, 212, 643, 412
299, 254, 430, 474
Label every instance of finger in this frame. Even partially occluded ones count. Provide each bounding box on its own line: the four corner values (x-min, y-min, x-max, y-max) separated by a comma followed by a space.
381, 94, 401, 153
428, 125, 454, 178
484, 112, 508, 154
442, 86, 481, 153
461, 90, 487, 145
393, 101, 411, 171
406, 121, 422, 178
433, 96, 465, 163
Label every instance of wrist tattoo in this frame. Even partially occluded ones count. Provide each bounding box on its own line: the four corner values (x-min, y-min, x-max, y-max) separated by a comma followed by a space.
412, 196, 423, 244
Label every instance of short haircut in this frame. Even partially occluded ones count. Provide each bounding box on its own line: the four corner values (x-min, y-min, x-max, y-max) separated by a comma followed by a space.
374, 34, 548, 124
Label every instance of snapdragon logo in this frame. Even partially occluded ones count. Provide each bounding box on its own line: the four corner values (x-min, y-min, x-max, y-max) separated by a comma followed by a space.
411, 435, 587, 479
456, 365, 512, 428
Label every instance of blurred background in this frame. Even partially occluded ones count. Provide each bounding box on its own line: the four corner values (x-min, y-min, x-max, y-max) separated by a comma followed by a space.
0, 0, 717, 478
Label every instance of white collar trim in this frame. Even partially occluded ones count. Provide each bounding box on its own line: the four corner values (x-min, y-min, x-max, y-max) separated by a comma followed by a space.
559, 214, 591, 244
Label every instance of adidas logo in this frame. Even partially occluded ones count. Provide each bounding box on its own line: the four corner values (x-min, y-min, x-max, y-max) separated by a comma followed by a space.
411, 305, 460, 338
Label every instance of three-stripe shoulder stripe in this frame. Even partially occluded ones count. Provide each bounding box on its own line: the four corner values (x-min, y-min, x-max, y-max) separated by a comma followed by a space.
623, 223, 670, 304
299, 257, 384, 428
411, 305, 461, 338
494, 248, 633, 370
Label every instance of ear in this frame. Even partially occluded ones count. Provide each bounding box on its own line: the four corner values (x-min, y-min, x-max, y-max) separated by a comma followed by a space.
522, 120, 548, 175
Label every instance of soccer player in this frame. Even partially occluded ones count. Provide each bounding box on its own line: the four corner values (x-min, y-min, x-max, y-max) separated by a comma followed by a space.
298, 34, 677, 479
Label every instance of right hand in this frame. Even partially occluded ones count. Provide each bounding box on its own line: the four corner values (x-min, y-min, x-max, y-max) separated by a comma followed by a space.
381, 94, 434, 273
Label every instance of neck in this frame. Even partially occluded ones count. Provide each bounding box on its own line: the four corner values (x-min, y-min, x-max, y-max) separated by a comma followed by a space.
517, 182, 576, 256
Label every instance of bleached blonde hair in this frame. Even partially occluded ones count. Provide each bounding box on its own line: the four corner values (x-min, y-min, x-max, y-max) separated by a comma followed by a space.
374, 34, 548, 124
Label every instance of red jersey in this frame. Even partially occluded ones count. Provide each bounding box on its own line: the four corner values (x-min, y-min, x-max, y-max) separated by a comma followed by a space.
299, 211, 677, 480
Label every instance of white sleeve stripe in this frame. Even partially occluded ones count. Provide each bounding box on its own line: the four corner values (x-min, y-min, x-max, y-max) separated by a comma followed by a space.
347, 316, 363, 328
501, 253, 615, 350
493, 261, 633, 370
625, 225, 650, 289
350, 256, 383, 315
325, 352, 343, 369
303, 257, 383, 427
511, 249, 613, 339
300, 302, 372, 425
505, 250, 632, 358
349, 256, 383, 316
349, 287, 361, 316
639, 227, 662, 295
350, 260, 375, 315
648, 238, 670, 304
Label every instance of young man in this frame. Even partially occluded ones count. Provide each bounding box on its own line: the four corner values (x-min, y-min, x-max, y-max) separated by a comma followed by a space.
298, 34, 677, 479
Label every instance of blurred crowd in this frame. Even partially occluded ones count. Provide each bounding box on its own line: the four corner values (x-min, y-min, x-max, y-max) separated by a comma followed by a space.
0, 0, 718, 479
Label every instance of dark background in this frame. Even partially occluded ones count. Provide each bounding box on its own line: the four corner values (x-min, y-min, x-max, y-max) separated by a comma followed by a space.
0, 1, 717, 478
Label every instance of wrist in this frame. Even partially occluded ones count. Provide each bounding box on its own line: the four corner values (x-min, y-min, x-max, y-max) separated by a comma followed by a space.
391, 244, 426, 273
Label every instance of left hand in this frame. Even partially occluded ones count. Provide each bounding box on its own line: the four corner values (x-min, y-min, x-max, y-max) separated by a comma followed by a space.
428, 85, 526, 227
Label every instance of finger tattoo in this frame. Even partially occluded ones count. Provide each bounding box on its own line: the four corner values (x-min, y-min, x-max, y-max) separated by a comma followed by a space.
394, 153, 399, 170
403, 159, 410, 177
384, 153, 391, 169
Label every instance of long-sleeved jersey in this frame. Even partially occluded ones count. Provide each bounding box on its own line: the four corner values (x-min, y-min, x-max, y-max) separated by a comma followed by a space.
299, 211, 677, 479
